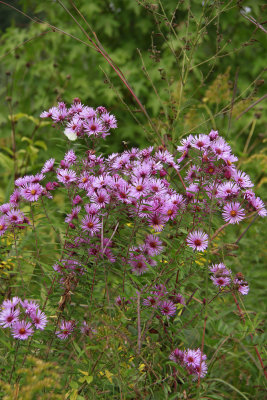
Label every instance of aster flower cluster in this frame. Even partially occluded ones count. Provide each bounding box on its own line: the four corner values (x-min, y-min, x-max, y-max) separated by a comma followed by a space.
177, 130, 266, 224
0, 297, 47, 340
170, 347, 208, 379
40, 98, 117, 141
209, 263, 249, 295
143, 284, 185, 317
55, 319, 96, 340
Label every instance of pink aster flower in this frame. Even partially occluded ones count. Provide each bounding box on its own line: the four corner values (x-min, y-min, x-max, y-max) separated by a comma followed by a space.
209, 263, 231, 275
130, 177, 150, 199
20, 300, 39, 315
57, 169, 77, 185
81, 215, 101, 236
90, 189, 110, 208
2, 297, 21, 309
222, 202, 245, 224
80, 321, 96, 335
64, 150, 77, 166
148, 212, 167, 232
20, 183, 43, 202
130, 255, 148, 275
186, 230, 208, 252
250, 196, 267, 217
143, 296, 160, 308
6, 209, 24, 225
169, 293, 185, 305
144, 234, 163, 256
41, 158, 55, 173
183, 349, 201, 368
11, 320, 34, 340
191, 134, 210, 151
216, 182, 239, 200
30, 309, 47, 330
0, 203, 12, 214
159, 300, 176, 317
0, 308, 20, 328
0, 216, 8, 236
101, 112, 117, 129
211, 275, 231, 287
56, 320, 75, 340
169, 348, 185, 364
234, 170, 253, 188
84, 118, 105, 137
234, 279, 249, 295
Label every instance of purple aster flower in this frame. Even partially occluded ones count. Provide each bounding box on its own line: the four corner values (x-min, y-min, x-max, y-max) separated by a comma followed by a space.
11, 320, 34, 340
234, 278, 249, 295
90, 189, 110, 208
6, 210, 24, 225
211, 276, 231, 287
72, 195, 83, 205
143, 296, 159, 308
41, 158, 55, 173
209, 263, 231, 275
56, 320, 75, 340
191, 134, 210, 151
216, 182, 239, 200
144, 234, 163, 256
130, 255, 148, 275
159, 300, 176, 317
57, 169, 77, 185
183, 349, 201, 368
30, 309, 47, 330
20, 300, 39, 315
0, 308, 20, 328
84, 118, 105, 137
64, 150, 77, 166
186, 230, 208, 252
101, 112, 117, 129
81, 215, 101, 236
208, 129, 219, 141
0, 203, 12, 214
169, 348, 185, 364
9, 189, 21, 205
169, 293, 185, 305
20, 183, 43, 202
148, 212, 167, 232
130, 177, 150, 199
80, 321, 96, 335
222, 202, 245, 224
234, 170, 253, 188
2, 297, 21, 309
0, 216, 8, 236
250, 196, 267, 217
65, 206, 81, 223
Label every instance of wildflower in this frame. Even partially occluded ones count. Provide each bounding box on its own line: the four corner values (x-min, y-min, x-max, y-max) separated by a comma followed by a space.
211, 276, 231, 287
0, 308, 20, 328
183, 349, 201, 368
30, 309, 47, 330
160, 300, 176, 317
144, 234, 163, 256
130, 255, 148, 275
186, 230, 208, 252
41, 158, 55, 173
6, 210, 24, 225
169, 348, 185, 364
56, 320, 75, 340
222, 202, 245, 224
81, 215, 101, 236
20, 183, 43, 202
11, 320, 34, 340
0, 216, 8, 236
57, 169, 77, 185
